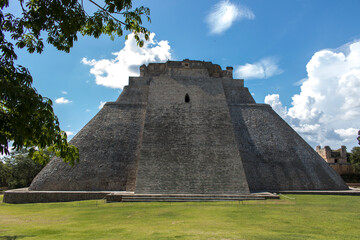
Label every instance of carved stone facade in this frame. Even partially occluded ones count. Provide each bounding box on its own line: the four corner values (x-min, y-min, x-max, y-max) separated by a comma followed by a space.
316, 146, 353, 175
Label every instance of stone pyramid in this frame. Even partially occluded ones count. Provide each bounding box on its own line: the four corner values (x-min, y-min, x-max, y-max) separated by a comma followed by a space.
29, 60, 348, 194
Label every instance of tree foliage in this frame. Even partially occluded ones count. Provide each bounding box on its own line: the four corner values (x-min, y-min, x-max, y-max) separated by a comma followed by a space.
0, 0, 150, 165
0, 160, 10, 187
350, 147, 360, 174
0, 149, 49, 188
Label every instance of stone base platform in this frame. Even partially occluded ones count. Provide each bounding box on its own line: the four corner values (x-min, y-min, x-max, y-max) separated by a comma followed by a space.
106, 192, 279, 202
278, 188, 360, 196
6, 188, 360, 204
3, 188, 278, 204
2, 188, 131, 204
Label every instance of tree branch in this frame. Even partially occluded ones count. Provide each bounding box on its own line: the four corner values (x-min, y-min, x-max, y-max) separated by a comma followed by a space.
87, 0, 128, 26
20, 0, 26, 13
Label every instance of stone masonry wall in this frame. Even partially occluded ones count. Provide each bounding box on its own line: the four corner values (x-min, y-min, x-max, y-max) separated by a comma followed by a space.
29, 85, 149, 191
222, 78, 255, 105
228, 104, 348, 191
135, 75, 250, 194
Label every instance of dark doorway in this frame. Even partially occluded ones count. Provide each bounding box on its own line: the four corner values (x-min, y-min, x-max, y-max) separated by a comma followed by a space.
185, 94, 190, 103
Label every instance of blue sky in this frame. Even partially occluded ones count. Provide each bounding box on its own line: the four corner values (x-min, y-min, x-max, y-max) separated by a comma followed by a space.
7, 0, 360, 150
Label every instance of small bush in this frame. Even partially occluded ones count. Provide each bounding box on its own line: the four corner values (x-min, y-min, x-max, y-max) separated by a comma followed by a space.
349, 146, 360, 173
0, 150, 49, 189
340, 173, 360, 183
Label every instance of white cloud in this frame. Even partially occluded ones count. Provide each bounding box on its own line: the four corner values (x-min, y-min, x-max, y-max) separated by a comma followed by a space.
264, 94, 287, 118
265, 40, 360, 149
335, 128, 358, 139
65, 131, 74, 136
206, 0, 255, 35
85, 109, 91, 112
98, 101, 106, 109
235, 57, 283, 79
55, 97, 72, 104
61, 91, 68, 95
82, 33, 172, 89
293, 78, 307, 86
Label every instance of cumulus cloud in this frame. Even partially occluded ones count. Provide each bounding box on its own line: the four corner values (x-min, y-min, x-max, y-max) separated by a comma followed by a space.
206, 0, 255, 35
335, 128, 359, 142
264, 94, 287, 118
235, 57, 283, 79
55, 97, 72, 104
98, 101, 106, 109
82, 33, 172, 89
265, 41, 360, 148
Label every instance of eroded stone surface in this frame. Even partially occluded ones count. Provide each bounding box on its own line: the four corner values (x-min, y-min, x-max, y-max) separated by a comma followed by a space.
29, 60, 348, 194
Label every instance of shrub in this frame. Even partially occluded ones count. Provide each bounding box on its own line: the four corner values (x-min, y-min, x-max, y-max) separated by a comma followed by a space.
1, 150, 49, 189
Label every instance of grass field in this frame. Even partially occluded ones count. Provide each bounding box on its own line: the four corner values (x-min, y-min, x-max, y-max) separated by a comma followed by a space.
0, 194, 359, 239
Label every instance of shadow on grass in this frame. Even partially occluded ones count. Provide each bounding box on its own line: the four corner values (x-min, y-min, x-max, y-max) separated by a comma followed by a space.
0, 236, 34, 240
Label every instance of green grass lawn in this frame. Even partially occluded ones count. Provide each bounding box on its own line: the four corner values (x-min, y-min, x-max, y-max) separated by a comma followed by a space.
0, 194, 359, 240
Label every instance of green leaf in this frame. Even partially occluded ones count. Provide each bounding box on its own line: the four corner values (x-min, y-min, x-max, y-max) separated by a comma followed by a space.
1, 0, 151, 167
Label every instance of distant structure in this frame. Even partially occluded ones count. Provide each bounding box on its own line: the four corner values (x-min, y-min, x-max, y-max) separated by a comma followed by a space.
4, 60, 348, 203
316, 146, 353, 175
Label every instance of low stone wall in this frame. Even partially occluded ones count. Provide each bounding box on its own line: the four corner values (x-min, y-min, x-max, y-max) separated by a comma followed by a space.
278, 189, 360, 195
330, 164, 353, 175
3, 188, 110, 204
3, 189, 279, 203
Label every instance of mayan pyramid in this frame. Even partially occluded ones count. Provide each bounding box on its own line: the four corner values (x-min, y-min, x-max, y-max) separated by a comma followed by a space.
29, 60, 348, 194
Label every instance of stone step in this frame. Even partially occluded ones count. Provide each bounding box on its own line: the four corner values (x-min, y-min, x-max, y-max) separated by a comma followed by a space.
105, 193, 278, 202
119, 197, 266, 202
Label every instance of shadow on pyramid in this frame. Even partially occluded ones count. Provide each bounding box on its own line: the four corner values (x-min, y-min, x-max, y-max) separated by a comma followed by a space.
28, 60, 348, 195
